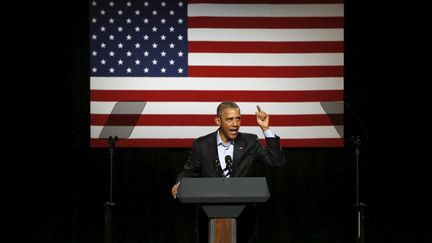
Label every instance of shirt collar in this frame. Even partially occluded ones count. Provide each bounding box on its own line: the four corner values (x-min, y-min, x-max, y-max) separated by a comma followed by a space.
216, 129, 234, 147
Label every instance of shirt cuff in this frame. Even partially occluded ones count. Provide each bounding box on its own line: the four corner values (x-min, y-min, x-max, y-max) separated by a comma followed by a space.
263, 129, 275, 138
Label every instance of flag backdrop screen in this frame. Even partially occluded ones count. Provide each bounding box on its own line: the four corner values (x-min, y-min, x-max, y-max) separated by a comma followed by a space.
90, 0, 344, 148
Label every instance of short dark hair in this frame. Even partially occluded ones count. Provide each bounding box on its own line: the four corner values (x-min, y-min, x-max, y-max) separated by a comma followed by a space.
216, 101, 240, 117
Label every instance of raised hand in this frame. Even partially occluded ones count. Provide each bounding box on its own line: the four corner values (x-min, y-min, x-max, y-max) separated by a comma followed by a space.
256, 105, 270, 131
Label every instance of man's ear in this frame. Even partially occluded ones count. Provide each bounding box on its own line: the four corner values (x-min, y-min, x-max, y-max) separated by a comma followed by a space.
215, 116, 221, 126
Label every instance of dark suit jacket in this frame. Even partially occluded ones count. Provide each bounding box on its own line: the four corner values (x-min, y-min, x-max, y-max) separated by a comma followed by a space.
176, 130, 285, 182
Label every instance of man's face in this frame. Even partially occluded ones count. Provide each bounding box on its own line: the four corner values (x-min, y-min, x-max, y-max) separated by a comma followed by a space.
215, 108, 241, 143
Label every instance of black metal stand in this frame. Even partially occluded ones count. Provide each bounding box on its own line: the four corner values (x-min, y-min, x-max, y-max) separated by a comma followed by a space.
345, 102, 368, 243
104, 136, 118, 243
351, 136, 366, 243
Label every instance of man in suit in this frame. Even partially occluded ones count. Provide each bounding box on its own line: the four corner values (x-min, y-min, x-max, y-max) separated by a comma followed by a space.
171, 101, 286, 242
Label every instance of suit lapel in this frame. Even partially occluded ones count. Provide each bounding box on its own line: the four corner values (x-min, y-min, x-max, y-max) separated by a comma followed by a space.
208, 131, 221, 175
232, 133, 246, 174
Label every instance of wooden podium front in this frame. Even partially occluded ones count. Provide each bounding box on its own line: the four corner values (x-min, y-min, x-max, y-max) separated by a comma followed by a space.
177, 177, 270, 243
211, 218, 235, 243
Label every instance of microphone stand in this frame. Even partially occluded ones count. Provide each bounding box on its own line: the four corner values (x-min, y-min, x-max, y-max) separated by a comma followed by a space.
104, 136, 118, 243
351, 136, 366, 243
345, 103, 367, 243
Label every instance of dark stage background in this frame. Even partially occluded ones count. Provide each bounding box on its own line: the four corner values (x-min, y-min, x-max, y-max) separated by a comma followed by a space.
8, 1, 430, 242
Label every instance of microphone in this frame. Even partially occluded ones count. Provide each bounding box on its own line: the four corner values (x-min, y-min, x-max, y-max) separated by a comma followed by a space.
108, 135, 119, 146
224, 155, 233, 177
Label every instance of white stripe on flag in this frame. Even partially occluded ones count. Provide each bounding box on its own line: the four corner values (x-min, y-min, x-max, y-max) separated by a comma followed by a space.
91, 126, 344, 139
188, 29, 344, 42
188, 4, 344, 17
91, 77, 344, 91
188, 53, 344, 66
90, 101, 343, 115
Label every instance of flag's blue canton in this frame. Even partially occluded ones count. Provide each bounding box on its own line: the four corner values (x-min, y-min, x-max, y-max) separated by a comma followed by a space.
90, 0, 188, 77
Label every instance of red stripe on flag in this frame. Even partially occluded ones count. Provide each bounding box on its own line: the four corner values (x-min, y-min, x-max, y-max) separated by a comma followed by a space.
189, 17, 344, 29
188, 0, 344, 4
91, 138, 343, 148
188, 66, 344, 77
90, 90, 343, 102
91, 114, 344, 126
189, 41, 344, 53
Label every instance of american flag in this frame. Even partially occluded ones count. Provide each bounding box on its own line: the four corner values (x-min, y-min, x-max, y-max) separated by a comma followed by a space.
90, 0, 344, 148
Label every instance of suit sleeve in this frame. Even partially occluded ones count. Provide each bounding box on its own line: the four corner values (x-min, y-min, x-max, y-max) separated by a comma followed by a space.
255, 135, 286, 167
175, 140, 201, 183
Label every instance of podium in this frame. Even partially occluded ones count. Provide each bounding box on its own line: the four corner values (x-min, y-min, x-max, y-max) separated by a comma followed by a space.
177, 177, 270, 243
